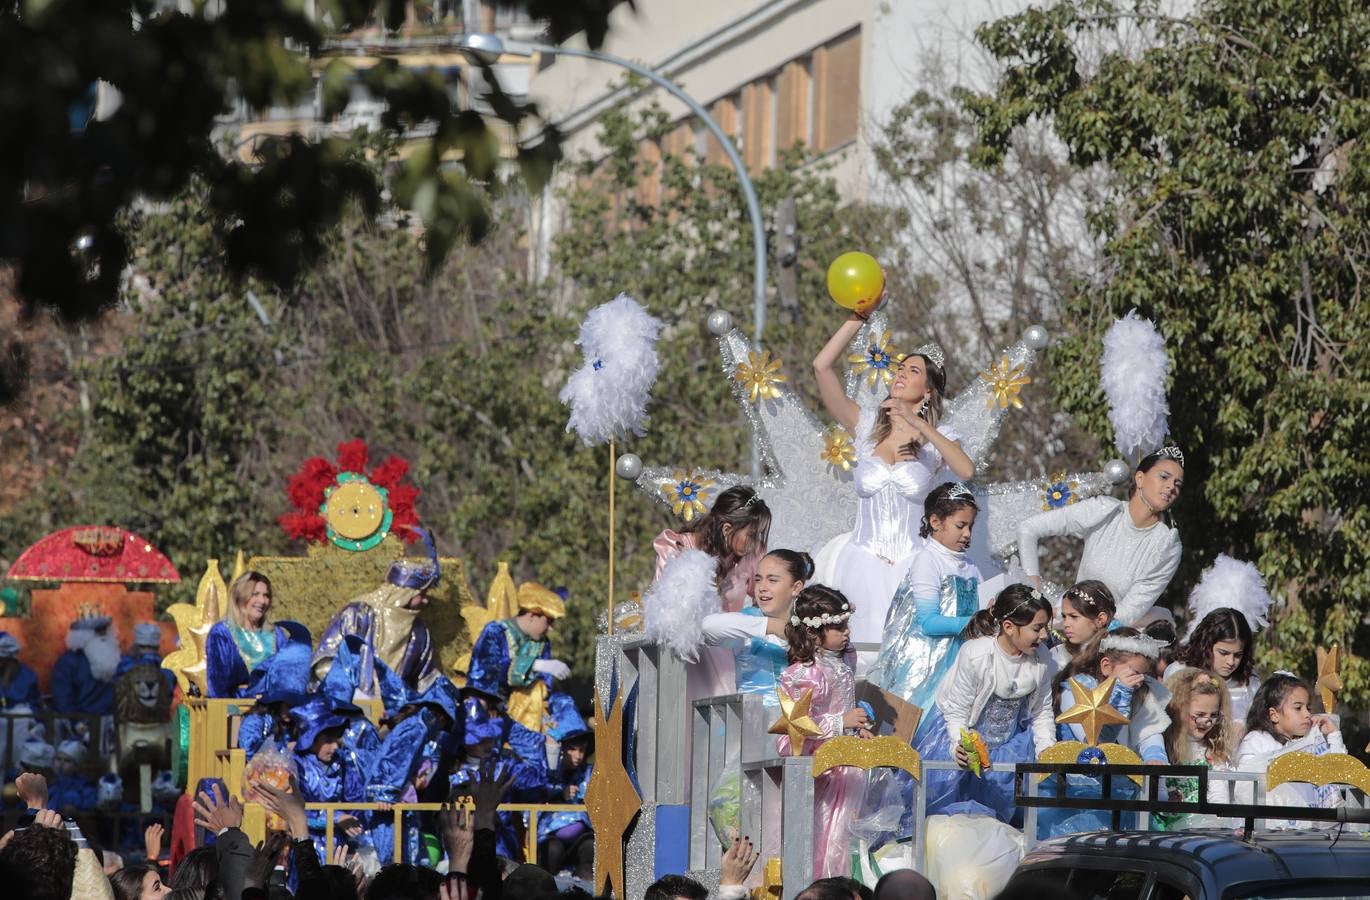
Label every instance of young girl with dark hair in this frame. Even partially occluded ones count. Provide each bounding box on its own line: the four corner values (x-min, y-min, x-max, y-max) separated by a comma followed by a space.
811, 313, 974, 646
654, 484, 772, 613
869, 483, 982, 723
913, 584, 1055, 824
1234, 673, 1347, 819
776, 586, 871, 877
1016, 449, 1184, 626
1052, 580, 1117, 668
1054, 628, 1171, 762
699, 549, 814, 706
1167, 609, 1260, 724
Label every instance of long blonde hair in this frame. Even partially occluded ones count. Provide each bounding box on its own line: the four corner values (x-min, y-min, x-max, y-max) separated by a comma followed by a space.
226, 571, 274, 630
870, 353, 946, 457
1164, 668, 1235, 766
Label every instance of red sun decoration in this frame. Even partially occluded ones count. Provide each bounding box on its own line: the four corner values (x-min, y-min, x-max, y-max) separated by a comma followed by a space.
279, 439, 421, 546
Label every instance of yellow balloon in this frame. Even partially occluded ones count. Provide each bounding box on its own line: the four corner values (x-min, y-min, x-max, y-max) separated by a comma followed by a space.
826, 252, 885, 314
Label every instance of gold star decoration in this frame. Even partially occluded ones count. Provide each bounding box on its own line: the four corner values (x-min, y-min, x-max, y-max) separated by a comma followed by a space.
847, 330, 902, 389
660, 469, 714, 522
980, 352, 1031, 409
584, 688, 641, 896
768, 685, 822, 755
819, 427, 857, 472
1316, 645, 1343, 713
733, 350, 787, 404
162, 553, 240, 696
1056, 675, 1130, 746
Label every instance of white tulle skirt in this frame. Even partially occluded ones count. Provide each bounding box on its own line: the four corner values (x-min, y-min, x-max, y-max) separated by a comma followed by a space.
814, 533, 912, 648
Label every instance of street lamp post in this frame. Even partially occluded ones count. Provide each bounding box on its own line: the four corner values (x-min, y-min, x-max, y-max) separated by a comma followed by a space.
459, 33, 770, 344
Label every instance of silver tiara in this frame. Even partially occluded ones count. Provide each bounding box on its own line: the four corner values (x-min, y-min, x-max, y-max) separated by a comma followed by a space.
911, 343, 945, 369
1100, 633, 1170, 659
945, 482, 975, 502
1156, 446, 1185, 466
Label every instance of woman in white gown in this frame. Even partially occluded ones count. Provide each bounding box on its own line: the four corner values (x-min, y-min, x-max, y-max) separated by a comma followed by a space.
812, 313, 975, 649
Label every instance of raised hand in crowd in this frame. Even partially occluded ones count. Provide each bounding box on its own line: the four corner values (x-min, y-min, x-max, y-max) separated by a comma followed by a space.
144, 822, 164, 863
257, 775, 310, 841
471, 764, 515, 831
192, 783, 244, 833
720, 836, 760, 888
243, 831, 291, 892
438, 802, 474, 874
16, 771, 49, 810
34, 808, 64, 829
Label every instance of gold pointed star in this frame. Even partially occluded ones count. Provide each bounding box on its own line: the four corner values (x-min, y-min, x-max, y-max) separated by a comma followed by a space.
980, 352, 1031, 409
1317, 645, 1343, 713
819, 427, 857, 472
584, 689, 641, 896
733, 350, 787, 404
1056, 675, 1130, 746
769, 685, 822, 755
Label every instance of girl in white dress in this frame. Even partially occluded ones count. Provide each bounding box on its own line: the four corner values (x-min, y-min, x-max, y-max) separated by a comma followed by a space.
1235, 673, 1347, 824
1018, 448, 1184, 626
1167, 610, 1262, 729
811, 313, 974, 647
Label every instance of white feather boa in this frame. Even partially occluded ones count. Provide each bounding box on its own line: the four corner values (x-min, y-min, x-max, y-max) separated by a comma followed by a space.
1101, 310, 1171, 460
643, 549, 721, 663
1185, 554, 1273, 638
559, 292, 663, 446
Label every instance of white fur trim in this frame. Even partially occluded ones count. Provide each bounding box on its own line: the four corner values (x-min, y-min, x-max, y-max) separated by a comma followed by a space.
643, 549, 721, 663
1100, 632, 1169, 659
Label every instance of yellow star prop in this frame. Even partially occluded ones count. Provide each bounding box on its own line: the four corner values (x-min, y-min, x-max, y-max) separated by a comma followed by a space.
584, 689, 641, 896
819, 427, 857, 472
980, 353, 1031, 409
847, 330, 902, 389
733, 350, 787, 404
660, 469, 714, 522
769, 685, 822, 755
1056, 675, 1130, 746
1316, 645, 1343, 713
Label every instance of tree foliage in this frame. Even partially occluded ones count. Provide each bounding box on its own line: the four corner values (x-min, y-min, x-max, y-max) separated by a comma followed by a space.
0, 0, 631, 337
964, 0, 1370, 702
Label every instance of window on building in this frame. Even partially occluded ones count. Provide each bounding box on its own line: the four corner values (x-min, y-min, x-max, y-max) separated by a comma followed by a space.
775, 57, 810, 154
813, 27, 861, 152
741, 78, 772, 172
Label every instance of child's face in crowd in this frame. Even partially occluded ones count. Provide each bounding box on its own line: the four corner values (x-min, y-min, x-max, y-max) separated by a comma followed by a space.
563, 741, 588, 768
54, 756, 79, 777
312, 728, 344, 763
140, 869, 168, 899
928, 508, 976, 553
1098, 651, 1149, 683
1209, 639, 1244, 678
1269, 686, 1314, 741
518, 611, 552, 641
1184, 693, 1221, 741
1002, 610, 1050, 656
754, 557, 803, 617
1061, 600, 1108, 647
820, 621, 850, 652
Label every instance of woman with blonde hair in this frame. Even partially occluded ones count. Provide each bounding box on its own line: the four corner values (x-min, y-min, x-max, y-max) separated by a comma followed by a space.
205, 571, 310, 698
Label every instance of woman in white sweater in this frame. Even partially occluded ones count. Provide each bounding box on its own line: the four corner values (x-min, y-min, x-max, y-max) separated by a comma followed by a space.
1017, 448, 1184, 626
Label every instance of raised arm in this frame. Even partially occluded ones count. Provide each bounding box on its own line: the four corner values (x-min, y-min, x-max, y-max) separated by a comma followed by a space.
812, 315, 865, 433
1016, 497, 1115, 584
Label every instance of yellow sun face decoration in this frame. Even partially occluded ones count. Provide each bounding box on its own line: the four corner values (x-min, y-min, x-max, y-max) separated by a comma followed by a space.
733, 350, 787, 404
322, 475, 392, 551
980, 353, 1031, 409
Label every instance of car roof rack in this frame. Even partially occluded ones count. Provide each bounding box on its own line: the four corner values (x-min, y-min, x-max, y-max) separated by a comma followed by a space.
1015, 762, 1370, 841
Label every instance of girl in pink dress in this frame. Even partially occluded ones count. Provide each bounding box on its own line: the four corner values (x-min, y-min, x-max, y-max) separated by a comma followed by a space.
776, 586, 872, 879
653, 484, 771, 612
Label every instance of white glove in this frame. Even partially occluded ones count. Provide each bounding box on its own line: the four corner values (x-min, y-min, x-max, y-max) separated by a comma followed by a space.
531, 659, 571, 681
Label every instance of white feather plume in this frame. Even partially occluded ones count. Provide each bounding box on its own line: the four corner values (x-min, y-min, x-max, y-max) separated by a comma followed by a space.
1101, 310, 1171, 460
1184, 554, 1273, 638
560, 293, 664, 446
643, 549, 720, 663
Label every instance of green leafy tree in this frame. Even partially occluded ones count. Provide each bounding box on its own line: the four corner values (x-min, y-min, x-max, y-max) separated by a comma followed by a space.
964, 0, 1370, 703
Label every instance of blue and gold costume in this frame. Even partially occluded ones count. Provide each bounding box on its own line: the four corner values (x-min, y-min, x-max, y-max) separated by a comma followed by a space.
451, 698, 547, 860
237, 643, 313, 760
205, 619, 311, 699
293, 696, 367, 858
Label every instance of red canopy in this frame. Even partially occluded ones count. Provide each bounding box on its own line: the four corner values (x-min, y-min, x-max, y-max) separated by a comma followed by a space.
5, 525, 181, 583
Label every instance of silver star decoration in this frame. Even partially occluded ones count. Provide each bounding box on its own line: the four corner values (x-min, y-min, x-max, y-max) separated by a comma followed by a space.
632, 310, 1127, 567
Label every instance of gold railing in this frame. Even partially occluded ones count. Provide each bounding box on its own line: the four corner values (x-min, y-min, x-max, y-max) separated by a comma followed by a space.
239, 801, 586, 863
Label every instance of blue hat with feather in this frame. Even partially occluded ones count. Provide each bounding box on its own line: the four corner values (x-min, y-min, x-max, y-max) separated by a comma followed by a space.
387, 527, 441, 591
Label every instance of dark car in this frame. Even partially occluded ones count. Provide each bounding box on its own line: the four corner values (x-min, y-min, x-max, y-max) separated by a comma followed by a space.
1006, 828, 1370, 900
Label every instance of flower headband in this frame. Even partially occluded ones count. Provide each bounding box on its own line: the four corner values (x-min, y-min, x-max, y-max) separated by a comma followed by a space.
1001, 588, 1044, 622
791, 602, 852, 630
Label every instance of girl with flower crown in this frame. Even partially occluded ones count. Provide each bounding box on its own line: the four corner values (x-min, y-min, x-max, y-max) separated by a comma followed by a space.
868, 483, 983, 729
811, 313, 975, 653
776, 585, 871, 878
1017, 448, 1184, 627
915, 584, 1055, 825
